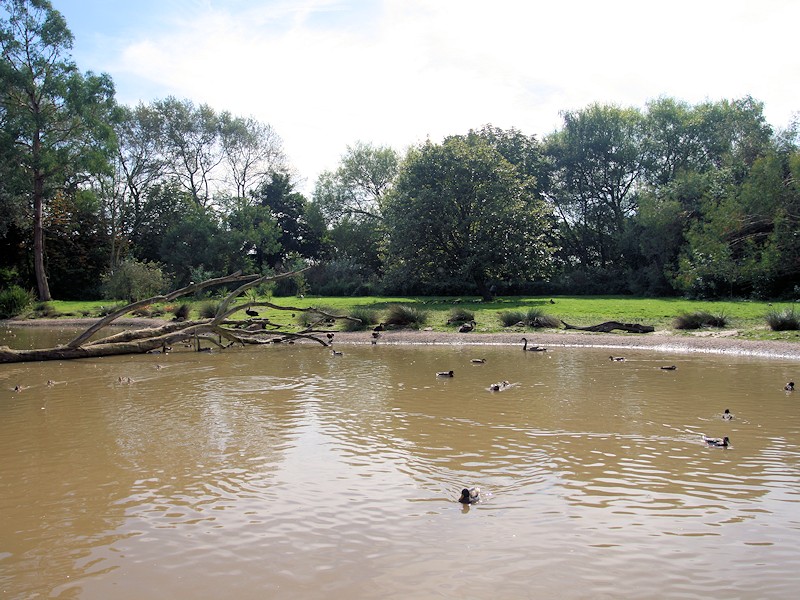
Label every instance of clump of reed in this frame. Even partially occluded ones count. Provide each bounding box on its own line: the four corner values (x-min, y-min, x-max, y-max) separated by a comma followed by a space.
198, 300, 222, 319
447, 307, 475, 326
765, 307, 800, 331
341, 307, 379, 331
385, 304, 428, 329
673, 311, 728, 330
499, 308, 559, 328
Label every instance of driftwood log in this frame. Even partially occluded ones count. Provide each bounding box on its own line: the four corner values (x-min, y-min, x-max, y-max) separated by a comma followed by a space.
561, 320, 655, 334
0, 269, 359, 364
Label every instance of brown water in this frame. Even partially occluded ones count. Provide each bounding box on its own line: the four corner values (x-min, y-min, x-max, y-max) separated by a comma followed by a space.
1, 330, 800, 599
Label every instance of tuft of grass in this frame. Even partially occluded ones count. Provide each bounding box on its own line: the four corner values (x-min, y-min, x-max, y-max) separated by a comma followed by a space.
525, 308, 560, 328
34, 301, 60, 318
172, 302, 191, 320
385, 304, 428, 329
198, 300, 221, 319
447, 307, 475, 326
342, 307, 378, 331
0, 285, 34, 319
673, 311, 728, 330
765, 307, 800, 331
499, 310, 526, 327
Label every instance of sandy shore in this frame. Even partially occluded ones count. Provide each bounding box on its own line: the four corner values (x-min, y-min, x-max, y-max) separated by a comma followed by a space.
4, 318, 800, 359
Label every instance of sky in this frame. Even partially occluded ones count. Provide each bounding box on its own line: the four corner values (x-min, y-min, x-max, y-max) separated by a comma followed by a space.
53, 0, 800, 194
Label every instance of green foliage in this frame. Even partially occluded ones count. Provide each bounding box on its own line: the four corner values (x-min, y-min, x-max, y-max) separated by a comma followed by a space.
673, 311, 728, 330
385, 304, 428, 329
0, 285, 33, 318
101, 259, 168, 302
765, 308, 800, 331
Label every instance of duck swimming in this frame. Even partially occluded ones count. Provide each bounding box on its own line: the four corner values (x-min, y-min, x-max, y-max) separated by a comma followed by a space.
609, 355, 625, 362
703, 435, 730, 448
785, 381, 795, 391
331, 349, 343, 356
489, 380, 510, 392
471, 358, 486, 364
458, 487, 480, 504
723, 409, 734, 420
660, 365, 677, 370
437, 370, 454, 377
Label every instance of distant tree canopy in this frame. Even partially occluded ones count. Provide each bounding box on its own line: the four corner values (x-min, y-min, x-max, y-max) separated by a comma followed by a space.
0, 2, 798, 300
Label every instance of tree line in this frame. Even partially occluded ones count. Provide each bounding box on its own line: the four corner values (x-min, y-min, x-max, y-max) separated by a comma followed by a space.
2, 0, 798, 303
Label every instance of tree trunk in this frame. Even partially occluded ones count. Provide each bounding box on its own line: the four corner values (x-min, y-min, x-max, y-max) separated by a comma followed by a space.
561, 320, 655, 333
32, 153, 52, 301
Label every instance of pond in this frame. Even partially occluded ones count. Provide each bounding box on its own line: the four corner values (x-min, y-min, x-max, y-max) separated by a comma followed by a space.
1, 331, 799, 599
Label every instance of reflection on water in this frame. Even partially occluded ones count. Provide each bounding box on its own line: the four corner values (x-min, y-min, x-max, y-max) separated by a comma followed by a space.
1, 337, 799, 599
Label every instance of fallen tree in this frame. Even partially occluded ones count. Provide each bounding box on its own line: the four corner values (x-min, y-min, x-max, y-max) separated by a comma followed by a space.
560, 320, 655, 334
0, 269, 357, 363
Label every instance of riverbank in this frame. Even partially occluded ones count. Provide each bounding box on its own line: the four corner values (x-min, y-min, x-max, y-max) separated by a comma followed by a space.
7, 318, 798, 359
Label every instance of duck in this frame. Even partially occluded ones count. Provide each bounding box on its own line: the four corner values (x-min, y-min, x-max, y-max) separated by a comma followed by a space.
437, 370, 454, 377
723, 409, 734, 420
609, 355, 625, 362
521, 338, 547, 352
703, 435, 730, 448
371, 331, 380, 344
326, 333, 335, 341
785, 381, 795, 391
660, 365, 677, 370
331, 349, 343, 356
489, 380, 510, 392
470, 358, 486, 364
458, 487, 480, 504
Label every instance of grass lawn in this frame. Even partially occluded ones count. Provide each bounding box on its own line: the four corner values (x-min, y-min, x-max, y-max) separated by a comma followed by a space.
26, 294, 800, 342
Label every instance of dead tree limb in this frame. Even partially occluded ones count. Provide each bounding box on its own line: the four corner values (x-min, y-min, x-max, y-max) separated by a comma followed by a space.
561, 320, 655, 334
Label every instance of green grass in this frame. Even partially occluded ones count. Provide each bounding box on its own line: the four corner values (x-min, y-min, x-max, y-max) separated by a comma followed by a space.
26, 294, 800, 342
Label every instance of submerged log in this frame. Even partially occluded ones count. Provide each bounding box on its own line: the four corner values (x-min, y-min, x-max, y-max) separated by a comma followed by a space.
560, 320, 655, 334
0, 268, 360, 364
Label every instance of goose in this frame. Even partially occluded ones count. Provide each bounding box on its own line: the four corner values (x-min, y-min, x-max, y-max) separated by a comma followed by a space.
703, 435, 730, 448
458, 487, 480, 504
521, 338, 547, 352
609, 355, 625, 362
245, 308, 259, 317
785, 381, 795, 391
722, 409, 734, 420
437, 370, 454, 377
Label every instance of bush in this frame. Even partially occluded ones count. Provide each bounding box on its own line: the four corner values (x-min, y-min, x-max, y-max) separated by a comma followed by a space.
172, 303, 191, 320
766, 308, 800, 331
0, 285, 34, 319
102, 259, 168, 302
342, 307, 379, 331
673, 311, 728, 330
447, 307, 475, 325
499, 310, 526, 327
385, 304, 428, 329
198, 300, 221, 319
34, 301, 60, 318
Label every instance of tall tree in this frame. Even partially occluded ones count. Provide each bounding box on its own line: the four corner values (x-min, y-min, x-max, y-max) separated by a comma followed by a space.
0, 0, 115, 300
219, 113, 287, 199
384, 135, 554, 298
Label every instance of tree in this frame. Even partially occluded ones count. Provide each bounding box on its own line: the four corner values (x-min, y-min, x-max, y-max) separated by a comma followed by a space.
1, 0, 116, 300
545, 104, 645, 274
219, 113, 287, 199
384, 134, 554, 298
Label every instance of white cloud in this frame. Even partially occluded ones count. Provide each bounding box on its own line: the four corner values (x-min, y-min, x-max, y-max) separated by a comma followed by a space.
91, 0, 799, 193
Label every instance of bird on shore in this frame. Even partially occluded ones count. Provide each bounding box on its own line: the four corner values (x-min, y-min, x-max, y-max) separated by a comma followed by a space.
371, 331, 380, 344
245, 308, 259, 317
703, 435, 730, 448
458, 487, 480, 504
437, 370, 454, 377
458, 320, 476, 333
785, 381, 795, 391
723, 409, 734, 420
326, 333, 335, 341
521, 338, 547, 352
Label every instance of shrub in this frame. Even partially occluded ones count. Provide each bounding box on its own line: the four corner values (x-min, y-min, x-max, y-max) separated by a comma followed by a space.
102, 259, 168, 302
385, 304, 428, 329
673, 311, 728, 330
765, 308, 800, 331
499, 310, 526, 327
172, 303, 191, 320
447, 307, 475, 325
0, 285, 33, 319
342, 307, 379, 331
34, 301, 60, 318
526, 308, 560, 328
198, 300, 221, 319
